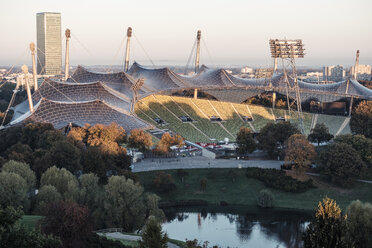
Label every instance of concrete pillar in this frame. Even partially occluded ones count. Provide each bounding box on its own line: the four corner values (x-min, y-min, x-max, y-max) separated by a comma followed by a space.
194, 88, 198, 99
273, 58, 278, 72
272, 91, 276, 109
124, 27, 132, 72
22, 65, 34, 113
64, 29, 71, 81
353, 50, 359, 80
30, 43, 38, 91
349, 97, 353, 117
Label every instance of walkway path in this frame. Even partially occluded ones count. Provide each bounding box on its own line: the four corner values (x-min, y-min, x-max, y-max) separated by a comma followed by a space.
102, 232, 180, 248
132, 156, 282, 173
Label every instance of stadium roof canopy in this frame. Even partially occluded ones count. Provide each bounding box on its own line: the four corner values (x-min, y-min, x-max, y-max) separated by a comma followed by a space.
10, 62, 372, 131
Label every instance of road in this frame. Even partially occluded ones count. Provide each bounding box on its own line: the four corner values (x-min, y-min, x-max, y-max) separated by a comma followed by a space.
102, 232, 180, 248
132, 156, 283, 173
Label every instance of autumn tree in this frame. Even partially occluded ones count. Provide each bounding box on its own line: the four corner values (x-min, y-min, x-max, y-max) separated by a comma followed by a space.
128, 129, 153, 152
308, 123, 334, 146
350, 100, 372, 138
257, 121, 299, 158
236, 127, 256, 155
318, 143, 366, 187
345, 200, 372, 248
303, 197, 348, 248
285, 134, 316, 174
138, 216, 168, 248
154, 132, 184, 155
334, 134, 372, 165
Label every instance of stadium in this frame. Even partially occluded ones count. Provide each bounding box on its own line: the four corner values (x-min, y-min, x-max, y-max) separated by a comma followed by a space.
6, 30, 372, 143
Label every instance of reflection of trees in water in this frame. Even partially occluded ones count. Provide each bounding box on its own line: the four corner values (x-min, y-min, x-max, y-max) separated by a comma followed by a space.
235, 216, 255, 241
164, 209, 189, 222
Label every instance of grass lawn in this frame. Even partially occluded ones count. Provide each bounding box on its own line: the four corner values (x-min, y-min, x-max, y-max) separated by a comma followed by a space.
19, 215, 42, 229
137, 168, 372, 211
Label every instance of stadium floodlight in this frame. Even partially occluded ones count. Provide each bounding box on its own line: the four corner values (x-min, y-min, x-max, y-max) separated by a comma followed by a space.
269, 39, 305, 134
269, 39, 305, 59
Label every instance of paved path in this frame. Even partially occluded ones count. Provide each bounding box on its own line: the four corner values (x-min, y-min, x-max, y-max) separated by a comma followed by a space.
102, 232, 180, 248
132, 156, 283, 173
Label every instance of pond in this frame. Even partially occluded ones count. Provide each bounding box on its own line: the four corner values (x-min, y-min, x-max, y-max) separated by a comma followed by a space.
162, 206, 312, 248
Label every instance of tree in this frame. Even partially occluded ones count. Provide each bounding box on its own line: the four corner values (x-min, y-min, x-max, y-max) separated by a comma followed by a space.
154, 133, 184, 154
0, 172, 28, 209
257, 121, 299, 158
1, 160, 36, 192
40, 166, 79, 201
78, 173, 102, 209
128, 129, 153, 152
257, 189, 274, 208
236, 127, 256, 155
319, 143, 366, 187
200, 177, 207, 192
138, 216, 168, 248
40, 201, 93, 248
285, 134, 316, 174
85, 123, 126, 147
303, 197, 348, 248
34, 185, 62, 215
5, 143, 33, 165
153, 172, 176, 193
103, 175, 163, 232
345, 200, 372, 248
50, 140, 81, 173
334, 134, 372, 165
350, 100, 372, 138
0, 206, 62, 248
308, 123, 334, 146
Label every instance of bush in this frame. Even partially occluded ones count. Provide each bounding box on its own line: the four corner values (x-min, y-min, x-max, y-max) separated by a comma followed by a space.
153, 172, 176, 193
246, 168, 315, 193
257, 189, 274, 208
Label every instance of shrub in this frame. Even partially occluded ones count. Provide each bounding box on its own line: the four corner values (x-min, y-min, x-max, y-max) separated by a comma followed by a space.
200, 177, 207, 192
246, 168, 315, 193
153, 172, 176, 193
257, 189, 274, 208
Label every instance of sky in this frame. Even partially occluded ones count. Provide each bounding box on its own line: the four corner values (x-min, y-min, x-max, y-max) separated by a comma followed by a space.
0, 0, 371, 68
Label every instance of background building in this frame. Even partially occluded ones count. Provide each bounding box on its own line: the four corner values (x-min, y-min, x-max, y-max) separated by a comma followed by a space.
36, 12, 62, 75
323, 65, 345, 82
351, 64, 371, 80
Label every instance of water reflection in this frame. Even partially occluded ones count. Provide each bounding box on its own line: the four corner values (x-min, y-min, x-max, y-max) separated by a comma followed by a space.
162, 206, 311, 248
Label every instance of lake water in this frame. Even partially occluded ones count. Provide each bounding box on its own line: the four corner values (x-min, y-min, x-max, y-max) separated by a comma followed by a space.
162, 206, 312, 248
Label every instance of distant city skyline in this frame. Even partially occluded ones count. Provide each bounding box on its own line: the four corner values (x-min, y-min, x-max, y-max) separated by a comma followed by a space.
0, 0, 371, 68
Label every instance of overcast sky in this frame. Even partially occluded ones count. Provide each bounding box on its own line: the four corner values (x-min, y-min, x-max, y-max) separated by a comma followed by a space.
0, 0, 371, 68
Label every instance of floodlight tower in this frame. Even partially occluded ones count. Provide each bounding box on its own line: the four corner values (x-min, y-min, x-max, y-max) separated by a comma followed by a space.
270, 39, 306, 134
29, 43, 38, 91
353, 50, 360, 80
124, 27, 132, 72
64, 29, 71, 81
195, 30, 201, 73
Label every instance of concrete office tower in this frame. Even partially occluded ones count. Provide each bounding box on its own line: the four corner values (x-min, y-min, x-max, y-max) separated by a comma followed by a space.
36, 12, 62, 75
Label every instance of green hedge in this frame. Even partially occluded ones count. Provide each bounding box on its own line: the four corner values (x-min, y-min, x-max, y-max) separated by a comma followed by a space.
246, 168, 315, 193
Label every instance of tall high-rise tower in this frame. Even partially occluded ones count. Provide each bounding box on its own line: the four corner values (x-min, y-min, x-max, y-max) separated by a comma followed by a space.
36, 12, 62, 75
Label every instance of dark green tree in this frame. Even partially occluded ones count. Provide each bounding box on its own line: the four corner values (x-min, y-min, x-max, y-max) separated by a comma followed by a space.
334, 134, 372, 165
236, 127, 256, 155
345, 200, 372, 248
303, 197, 348, 248
0, 172, 28, 209
319, 143, 366, 187
0, 206, 61, 248
50, 140, 81, 173
138, 216, 168, 248
308, 123, 334, 146
350, 100, 372, 138
257, 121, 299, 158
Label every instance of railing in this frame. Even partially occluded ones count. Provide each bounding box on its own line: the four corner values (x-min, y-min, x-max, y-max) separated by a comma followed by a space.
94, 228, 123, 233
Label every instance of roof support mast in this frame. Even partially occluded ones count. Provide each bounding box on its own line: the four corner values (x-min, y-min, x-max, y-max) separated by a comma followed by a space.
22, 65, 34, 113
353, 50, 360, 80
30, 43, 38, 91
195, 30, 201, 73
124, 27, 132, 72
64, 29, 71, 81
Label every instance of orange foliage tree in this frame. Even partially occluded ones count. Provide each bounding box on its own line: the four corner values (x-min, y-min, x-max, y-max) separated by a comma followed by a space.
285, 134, 316, 174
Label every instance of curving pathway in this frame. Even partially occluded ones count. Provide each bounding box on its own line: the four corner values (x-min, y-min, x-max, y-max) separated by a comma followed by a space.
102, 232, 180, 248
